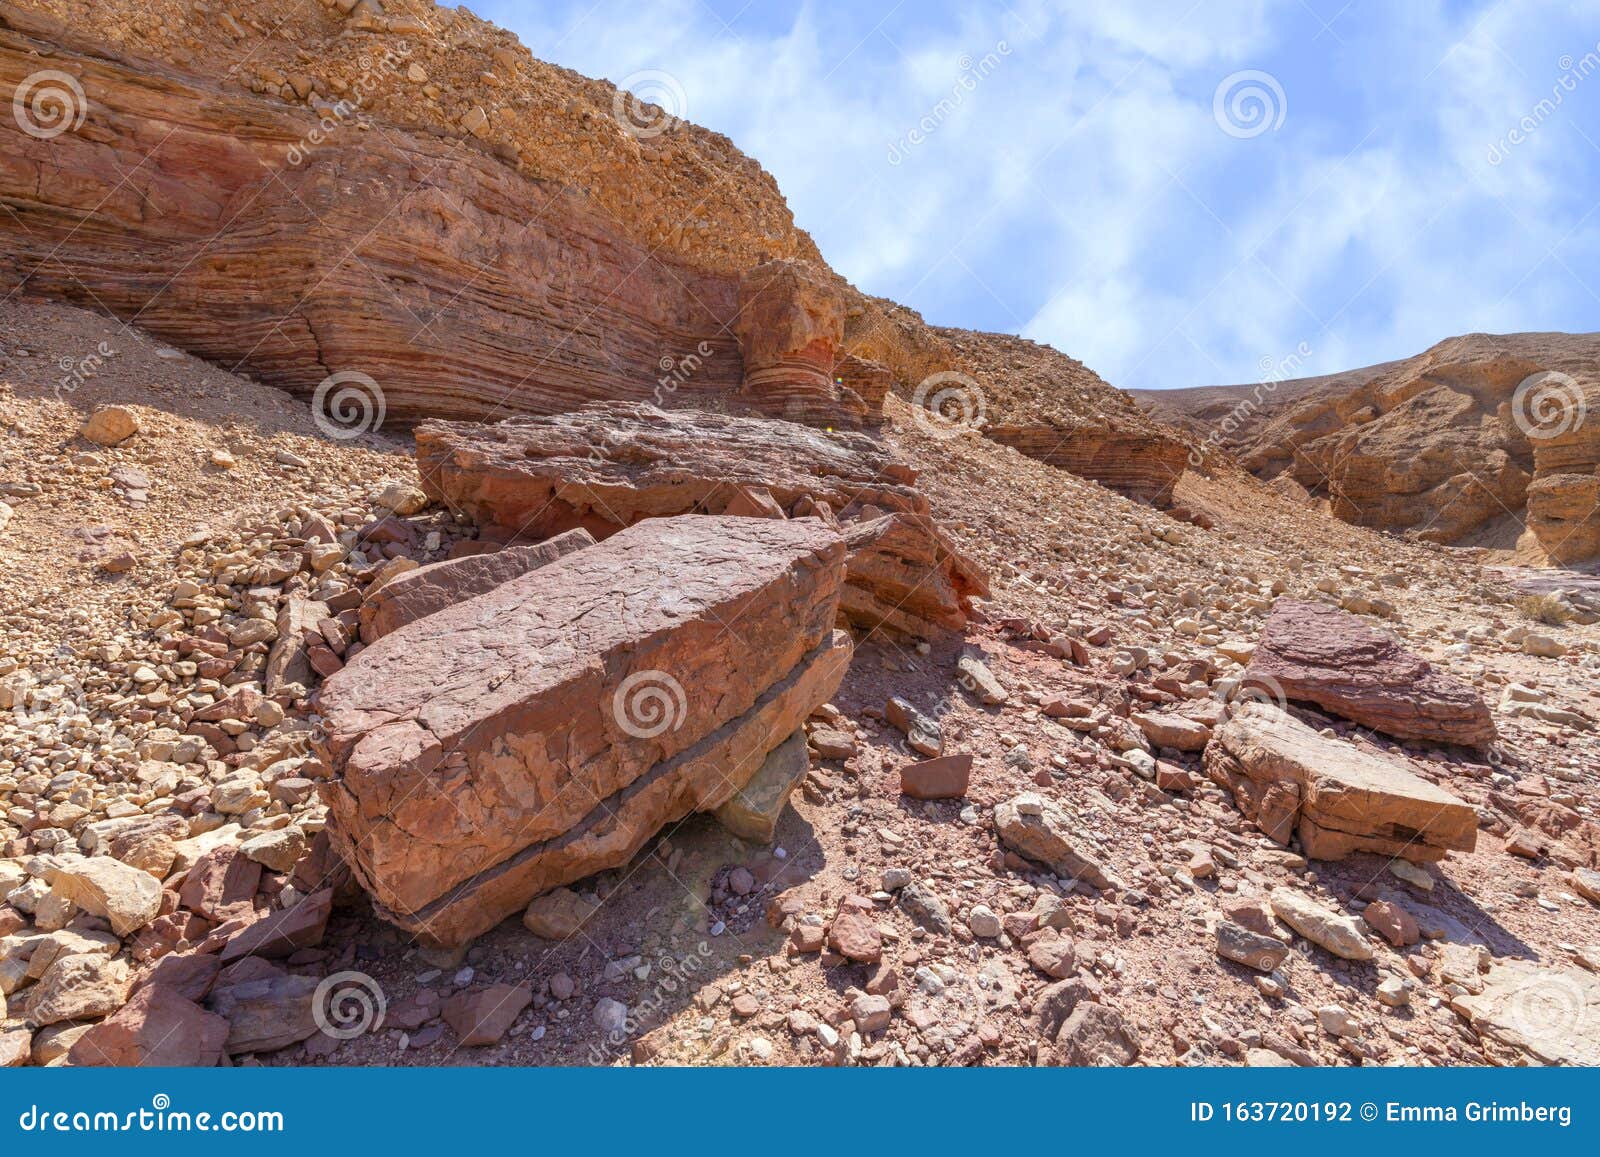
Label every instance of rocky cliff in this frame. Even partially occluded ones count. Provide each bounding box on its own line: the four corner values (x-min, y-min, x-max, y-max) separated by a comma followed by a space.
1136, 333, 1600, 563
0, 0, 1190, 502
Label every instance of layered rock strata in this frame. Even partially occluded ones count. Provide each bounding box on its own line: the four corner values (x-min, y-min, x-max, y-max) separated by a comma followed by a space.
315, 516, 852, 945
1205, 702, 1478, 862
1244, 600, 1496, 748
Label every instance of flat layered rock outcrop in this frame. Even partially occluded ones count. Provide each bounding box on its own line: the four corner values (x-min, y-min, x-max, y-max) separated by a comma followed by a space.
416, 404, 986, 636
1244, 599, 1495, 748
315, 516, 852, 945
1205, 702, 1478, 862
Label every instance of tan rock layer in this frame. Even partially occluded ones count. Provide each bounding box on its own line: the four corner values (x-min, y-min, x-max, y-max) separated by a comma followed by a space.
984, 424, 1189, 505
1205, 702, 1477, 863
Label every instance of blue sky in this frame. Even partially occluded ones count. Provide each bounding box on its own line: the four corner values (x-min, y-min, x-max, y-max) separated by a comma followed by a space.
472, 0, 1600, 390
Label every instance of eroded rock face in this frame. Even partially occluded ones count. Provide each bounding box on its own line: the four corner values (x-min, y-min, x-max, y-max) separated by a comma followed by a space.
1526, 473, 1600, 565
1137, 333, 1600, 561
735, 259, 873, 427
0, 16, 758, 427
416, 404, 986, 637
315, 516, 852, 945
1245, 599, 1495, 748
984, 423, 1190, 506
1205, 702, 1478, 862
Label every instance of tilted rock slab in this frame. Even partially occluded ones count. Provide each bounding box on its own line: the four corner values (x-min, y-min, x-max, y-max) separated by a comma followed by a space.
416, 404, 987, 637
1205, 702, 1477, 863
1244, 599, 1495, 748
316, 516, 852, 945
358, 528, 595, 643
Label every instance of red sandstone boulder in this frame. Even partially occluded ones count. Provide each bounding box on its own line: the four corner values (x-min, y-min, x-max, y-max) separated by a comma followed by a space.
68, 985, 228, 1068
316, 515, 853, 945
1244, 600, 1495, 748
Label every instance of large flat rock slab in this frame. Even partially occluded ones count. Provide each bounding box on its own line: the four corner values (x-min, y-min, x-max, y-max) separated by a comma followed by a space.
415, 404, 986, 637
416, 403, 926, 538
315, 515, 849, 945
1244, 599, 1495, 748
1205, 702, 1477, 863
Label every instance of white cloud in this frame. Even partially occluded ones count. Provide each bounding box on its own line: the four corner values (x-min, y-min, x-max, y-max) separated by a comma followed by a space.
477, 0, 1600, 390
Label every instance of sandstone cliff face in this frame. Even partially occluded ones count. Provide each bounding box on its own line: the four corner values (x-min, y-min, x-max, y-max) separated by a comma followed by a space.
0, 8, 747, 423
1136, 333, 1600, 562
0, 0, 1193, 503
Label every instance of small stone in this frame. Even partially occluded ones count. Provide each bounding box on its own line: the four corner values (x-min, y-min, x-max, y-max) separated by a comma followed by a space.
1215, 920, 1288, 972
967, 904, 1002, 938
523, 888, 598, 939
444, 984, 531, 1046
828, 908, 883, 963
81, 405, 140, 445
593, 997, 629, 1036
849, 993, 891, 1033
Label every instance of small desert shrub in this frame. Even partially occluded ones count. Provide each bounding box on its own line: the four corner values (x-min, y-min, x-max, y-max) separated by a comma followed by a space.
1513, 592, 1574, 626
